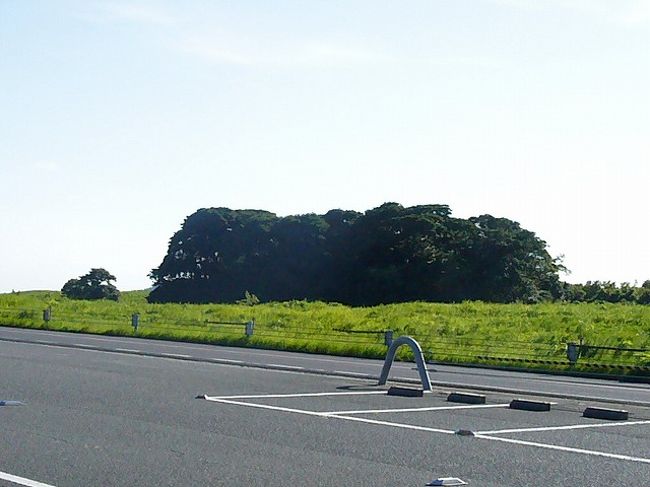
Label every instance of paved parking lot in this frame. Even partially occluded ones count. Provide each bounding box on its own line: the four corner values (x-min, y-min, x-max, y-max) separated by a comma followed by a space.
1, 338, 649, 486
202, 385, 650, 470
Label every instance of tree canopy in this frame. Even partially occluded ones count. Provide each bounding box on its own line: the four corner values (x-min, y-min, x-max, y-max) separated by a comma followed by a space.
148, 203, 566, 305
61, 268, 120, 301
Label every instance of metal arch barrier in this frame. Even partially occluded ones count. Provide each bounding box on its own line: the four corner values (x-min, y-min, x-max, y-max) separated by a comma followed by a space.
378, 336, 432, 391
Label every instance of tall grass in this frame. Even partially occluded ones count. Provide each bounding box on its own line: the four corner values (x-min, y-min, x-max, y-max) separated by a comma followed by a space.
1, 290, 649, 374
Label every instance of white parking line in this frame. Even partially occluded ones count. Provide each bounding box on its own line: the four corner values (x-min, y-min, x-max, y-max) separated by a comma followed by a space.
204, 397, 326, 417
203, 390, 650, 465
206, 390, 386, 400
0, 471, 57, 487
329, 414, 455, 434
204, 397, 456, 434
329, 409, 650, 465
474, 434, 650, 464
322, 403, 510, 416
229, 399, 650, 465
477, 419, 650, 435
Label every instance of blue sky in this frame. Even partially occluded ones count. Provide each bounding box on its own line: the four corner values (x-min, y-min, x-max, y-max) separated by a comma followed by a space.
1, 0, 648, 292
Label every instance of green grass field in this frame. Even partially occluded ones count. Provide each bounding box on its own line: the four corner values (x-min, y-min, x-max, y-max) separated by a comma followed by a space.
1, 290, 649, 375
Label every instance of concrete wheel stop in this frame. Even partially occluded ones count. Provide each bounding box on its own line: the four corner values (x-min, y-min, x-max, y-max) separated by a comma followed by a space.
387, 386, 424, 397
447, 392, 486, 404
509, 398, 553, 412
583, 406, 629, 421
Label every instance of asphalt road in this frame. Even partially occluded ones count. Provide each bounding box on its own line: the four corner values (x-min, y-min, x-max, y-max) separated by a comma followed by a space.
1, 326, 649, 405
1, 328, 649, 486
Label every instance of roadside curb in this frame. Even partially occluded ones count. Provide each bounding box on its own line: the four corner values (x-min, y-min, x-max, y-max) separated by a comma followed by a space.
2, 335, 650, 408
0, 335, 378, 380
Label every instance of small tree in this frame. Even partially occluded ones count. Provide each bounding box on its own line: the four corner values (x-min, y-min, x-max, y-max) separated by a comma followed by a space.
636, 287, 650, 305
61, 268, 120, 301
236, 290, 260, 306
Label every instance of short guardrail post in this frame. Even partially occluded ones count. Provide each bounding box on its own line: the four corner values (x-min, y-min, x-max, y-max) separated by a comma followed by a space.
384, 330, 393, 347
43, 307, 52, 324
131, 313, 140, 333
567, 342, 579, 364
245, 319, 255, 337
378, 336, 432, 391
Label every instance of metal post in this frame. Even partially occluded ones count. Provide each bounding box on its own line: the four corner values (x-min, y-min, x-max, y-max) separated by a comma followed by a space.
245, 319, 255, 337
378, 336, 432, 391
131, 313, 140, 333
567, 342, 579, 364
384, 330, 393, 347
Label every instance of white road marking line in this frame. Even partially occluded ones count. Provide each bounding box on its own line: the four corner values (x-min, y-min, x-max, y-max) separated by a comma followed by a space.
329, 414, 455, 435
474, 434, 650, 464
322, 403, 510, 416
8, 330, 646, 396
477, 419, 650, 436
43, 334, 379, 366
216, 359, 244, 364
205, 397, 456, 435
204, 393, 650, 464
205, 390, 387, 400
115, 348, 141, 353
1, 330, 648, 394
161, 353, 191, 358
73, 343, 94, 348
266, 364, 304, 370
5, 329, 648, 401
204, 398, 327, 417
0, 471, 57, 487
2, 330, 382, 366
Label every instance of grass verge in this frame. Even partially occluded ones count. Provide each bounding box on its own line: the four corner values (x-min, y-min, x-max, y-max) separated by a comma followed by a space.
1, 290, 649, 377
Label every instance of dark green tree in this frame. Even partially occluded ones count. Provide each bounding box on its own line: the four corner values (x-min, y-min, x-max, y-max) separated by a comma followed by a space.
462, 215, 564, 302
148, 203, 565, 305
61, 268, 120, 301
148, 208, 278, 303
636, 285, 650, 305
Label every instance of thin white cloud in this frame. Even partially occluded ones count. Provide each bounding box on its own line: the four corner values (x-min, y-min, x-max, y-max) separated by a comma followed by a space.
293, 43, 392, 66
177, 37, 253, 66
618, 0, 650, 24
33, 161, 61, 172
83, 4, 387, 68
565, 0, 650, 25
489, 0, 649, 25
175, 35, 501, 70
176, 36, 392, 68
83, 3, 498, 69
83, 1, 176, 26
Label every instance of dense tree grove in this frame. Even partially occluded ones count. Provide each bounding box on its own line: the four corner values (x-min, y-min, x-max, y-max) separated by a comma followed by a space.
148, 203, 568, 305
61, 268, 120, 301
561, 280, 650, 304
